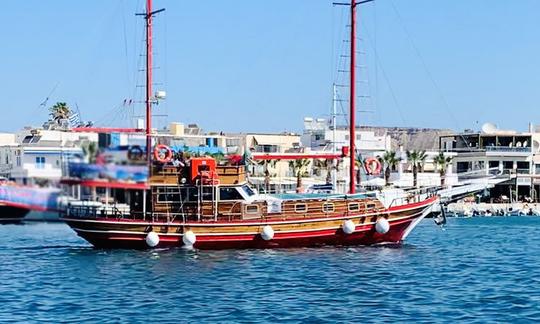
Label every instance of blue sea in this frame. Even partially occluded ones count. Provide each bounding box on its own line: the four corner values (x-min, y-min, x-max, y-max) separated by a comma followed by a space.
1, 217, 539, 323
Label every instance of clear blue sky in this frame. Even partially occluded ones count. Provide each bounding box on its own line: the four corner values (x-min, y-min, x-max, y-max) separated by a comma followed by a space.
2, 1, 540, 133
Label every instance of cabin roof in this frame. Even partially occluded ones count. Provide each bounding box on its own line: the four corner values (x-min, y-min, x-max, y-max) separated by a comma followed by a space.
270, 192, 375, 201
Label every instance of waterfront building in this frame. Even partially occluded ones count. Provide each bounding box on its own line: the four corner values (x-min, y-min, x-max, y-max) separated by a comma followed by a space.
439, 123, 540, 201
0, 128, 98, 185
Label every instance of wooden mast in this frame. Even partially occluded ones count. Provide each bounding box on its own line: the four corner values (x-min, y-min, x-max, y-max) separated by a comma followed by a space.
145, 0, 153, 163
349, 0, 357, 194
138, 0, 165, 163
334, 0, 374, 193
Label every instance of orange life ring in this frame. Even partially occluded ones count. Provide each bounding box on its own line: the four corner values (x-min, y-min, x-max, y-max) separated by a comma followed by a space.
364, 157, 382, 175
153, 144, 173, 163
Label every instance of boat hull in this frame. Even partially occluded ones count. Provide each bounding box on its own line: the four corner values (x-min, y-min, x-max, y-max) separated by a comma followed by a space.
0, 205, 31, 223
62, 196, 437, 250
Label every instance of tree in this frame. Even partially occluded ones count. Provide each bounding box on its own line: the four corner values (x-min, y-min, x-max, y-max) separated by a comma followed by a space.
434, 152, 453, 187
381, 151, 401, 186
289, 159, 310, 191
313, 159, 334, 184
406, 150, 427, 188
82, 142, 98, 164
355, 153, 363, 185
49, 102, 71, 124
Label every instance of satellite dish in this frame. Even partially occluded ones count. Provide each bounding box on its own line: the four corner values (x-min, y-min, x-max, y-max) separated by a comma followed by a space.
482, 122, 497, 134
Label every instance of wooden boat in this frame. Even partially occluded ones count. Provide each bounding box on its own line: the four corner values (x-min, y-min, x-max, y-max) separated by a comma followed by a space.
61, 156, 437, 249
59, 0, 439, 249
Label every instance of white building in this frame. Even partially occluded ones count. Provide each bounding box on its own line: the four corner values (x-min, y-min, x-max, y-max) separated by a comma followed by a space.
440, 123, 540, 201
0, 128, 98, 184
301, 117, 391, 155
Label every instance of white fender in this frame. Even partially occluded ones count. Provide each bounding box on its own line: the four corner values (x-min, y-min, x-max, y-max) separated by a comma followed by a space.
182, 230, 197, 246
342, 220, 356, 234
261, 225, 274, 241
145, 231, 160, 248
375, 218, 390, 234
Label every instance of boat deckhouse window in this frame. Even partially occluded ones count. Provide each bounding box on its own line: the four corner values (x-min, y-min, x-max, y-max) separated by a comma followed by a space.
188, 187, 214, 201
348, 203, 360, 212
322, 203, 335, 213
366, 203, 376, 210
295, 204, 307, 213
242, 185, 255, 197
220, 187, 243, 201
245, 204, 259, 214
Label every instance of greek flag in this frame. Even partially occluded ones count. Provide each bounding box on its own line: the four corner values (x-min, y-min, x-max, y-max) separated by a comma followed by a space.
69, 113, 81, 127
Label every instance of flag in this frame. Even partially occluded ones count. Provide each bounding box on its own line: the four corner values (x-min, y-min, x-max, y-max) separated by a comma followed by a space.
69, 113, 81, 127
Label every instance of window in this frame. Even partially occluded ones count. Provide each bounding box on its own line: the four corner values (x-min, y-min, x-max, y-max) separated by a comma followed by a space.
255, 145, 278, 153
348, 203, 360, 212
35, 157, 45, 169
295, 204, 307, 213
220, 187, 243, 201
242, 185, 255, 197
157, 188, 188, 203
503, 161, 514, 170
188, 187, 214, 201
245, 204, 259, 214
322, 203, 335, 213
366, 203, 376, 210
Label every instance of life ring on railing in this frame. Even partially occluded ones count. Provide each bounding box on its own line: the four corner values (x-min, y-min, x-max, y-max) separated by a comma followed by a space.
127, 145, 144, 161
153, 144, 173, 163
364, 157, 382, 175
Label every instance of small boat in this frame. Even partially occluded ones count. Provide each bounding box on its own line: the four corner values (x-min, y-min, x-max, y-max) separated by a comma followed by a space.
0, 203, 30, 223
0, 179, 61, 223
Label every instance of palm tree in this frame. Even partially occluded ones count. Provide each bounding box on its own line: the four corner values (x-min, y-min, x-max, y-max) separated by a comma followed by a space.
434, 152, 453, 187
313, 159, 334, 184
406, 150, 427, 188
289, 159, 310, 191
355, 153, 363, 185
381, 151, 401, 186
49, 102, 71, 124
261, 159, 277, 192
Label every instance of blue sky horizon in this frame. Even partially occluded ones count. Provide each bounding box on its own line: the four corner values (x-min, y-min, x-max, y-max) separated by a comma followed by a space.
1, 1, 540, 134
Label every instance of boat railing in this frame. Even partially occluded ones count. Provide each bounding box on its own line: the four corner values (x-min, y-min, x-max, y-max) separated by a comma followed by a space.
65, 204, 130, 219
387, 187, 438, 209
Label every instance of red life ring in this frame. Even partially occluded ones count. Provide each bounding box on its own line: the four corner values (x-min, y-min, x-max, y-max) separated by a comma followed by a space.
364, 157, 382, 175
153, 144, 173, 163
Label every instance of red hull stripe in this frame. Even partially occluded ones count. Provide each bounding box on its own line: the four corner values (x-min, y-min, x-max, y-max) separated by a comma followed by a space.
0, 200, 51, 212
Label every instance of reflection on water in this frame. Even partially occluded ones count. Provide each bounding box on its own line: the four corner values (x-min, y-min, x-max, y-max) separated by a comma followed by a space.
1, 218, 540, 322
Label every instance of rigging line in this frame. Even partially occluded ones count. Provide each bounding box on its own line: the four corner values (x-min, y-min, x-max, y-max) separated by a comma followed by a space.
359, 20, 407, 125
333, 7, 347, 83
121, 0, 131, 93
388, 0, 458, 128
37, 82, 60, 110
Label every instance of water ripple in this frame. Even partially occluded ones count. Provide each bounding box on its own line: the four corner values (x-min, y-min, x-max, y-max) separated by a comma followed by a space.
0, 218, 540, 322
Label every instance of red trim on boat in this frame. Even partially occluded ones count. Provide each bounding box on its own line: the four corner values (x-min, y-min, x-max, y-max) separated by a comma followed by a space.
61, 179, 149, 190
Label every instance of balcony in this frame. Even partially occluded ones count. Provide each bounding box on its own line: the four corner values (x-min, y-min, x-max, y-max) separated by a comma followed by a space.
485, 146, 531, 153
